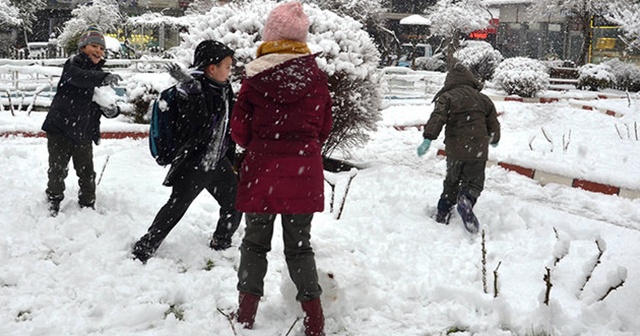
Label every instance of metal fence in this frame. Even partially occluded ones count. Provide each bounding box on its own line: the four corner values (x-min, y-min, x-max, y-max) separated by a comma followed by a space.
0, 58, 174, 114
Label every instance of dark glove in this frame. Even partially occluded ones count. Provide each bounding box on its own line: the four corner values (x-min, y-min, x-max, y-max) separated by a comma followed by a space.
491, 142, 499, 148
166, 63, 194, 83
101, 104, 120, 118
102, 73, 123, 87
166, 63, 201, 95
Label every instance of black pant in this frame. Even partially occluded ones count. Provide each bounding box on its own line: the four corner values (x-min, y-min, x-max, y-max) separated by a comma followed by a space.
237, 213, 322, 302
45, 133, 95, 206
439, 158, 486, 211
135, 157, 242, 254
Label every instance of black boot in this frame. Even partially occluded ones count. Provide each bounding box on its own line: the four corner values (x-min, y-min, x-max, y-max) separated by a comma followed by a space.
48, 200, 60, 217
132, 240, 155, 264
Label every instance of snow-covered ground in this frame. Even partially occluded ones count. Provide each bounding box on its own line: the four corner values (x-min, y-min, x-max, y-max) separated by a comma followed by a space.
1, 88, 639, 335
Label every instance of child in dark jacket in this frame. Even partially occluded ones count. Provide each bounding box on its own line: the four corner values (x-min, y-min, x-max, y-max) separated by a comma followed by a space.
42, 26, 122, 216
417, 63, 501, 234
132, 40, 242, 263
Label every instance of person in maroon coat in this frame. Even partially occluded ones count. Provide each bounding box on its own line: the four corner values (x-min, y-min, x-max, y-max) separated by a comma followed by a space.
230, 2, 332, 335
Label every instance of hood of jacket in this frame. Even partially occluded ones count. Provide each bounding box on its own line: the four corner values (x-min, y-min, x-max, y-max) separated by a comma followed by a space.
243, 53, 319, 104
432, 63, 483, 103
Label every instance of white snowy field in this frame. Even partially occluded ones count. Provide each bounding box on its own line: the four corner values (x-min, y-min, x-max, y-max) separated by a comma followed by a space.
1, 96, 640, 336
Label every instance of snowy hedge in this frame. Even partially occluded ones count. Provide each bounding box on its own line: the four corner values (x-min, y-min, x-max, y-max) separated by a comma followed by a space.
454, 40, 503, 82
171, 0, 383, 157
492, 57, 549, 98
603, 59, 640, 92
414, 55, 447, 72
576, 63, 615, 91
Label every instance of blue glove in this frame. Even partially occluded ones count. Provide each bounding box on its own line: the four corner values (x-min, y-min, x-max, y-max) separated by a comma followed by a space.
417, 139, 431, 157
490, 142, 499, 148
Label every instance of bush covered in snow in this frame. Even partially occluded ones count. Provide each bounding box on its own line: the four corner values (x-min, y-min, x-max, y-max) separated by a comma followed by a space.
603, 59, 640, 92
492, 57, 549, 97
172, 0, 382, 157
454, 40, 503, 82
414, 55, 447, 72
576, 63, 615, 91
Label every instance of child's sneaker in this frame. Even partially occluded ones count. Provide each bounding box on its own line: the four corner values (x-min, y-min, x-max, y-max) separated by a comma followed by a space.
457, 194, 479, 234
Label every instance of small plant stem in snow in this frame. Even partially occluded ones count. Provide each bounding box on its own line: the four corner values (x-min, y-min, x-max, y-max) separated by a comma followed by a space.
543, 267, 552, 305
284, 317, 301, 336
493, 261, 502, 298
482, 229, 488, 294
216, 308, 238, 336
598, 279, 625, 302
578, 239, 605, 295
336, 169, 358, 220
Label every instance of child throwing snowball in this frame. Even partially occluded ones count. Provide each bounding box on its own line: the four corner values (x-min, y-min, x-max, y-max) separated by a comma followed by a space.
41, 26, 122, 216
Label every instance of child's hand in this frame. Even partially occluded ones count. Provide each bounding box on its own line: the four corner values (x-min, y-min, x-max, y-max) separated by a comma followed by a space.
417, 139, 431, 157
102, 73, 123, 87
166, 63, 194, 84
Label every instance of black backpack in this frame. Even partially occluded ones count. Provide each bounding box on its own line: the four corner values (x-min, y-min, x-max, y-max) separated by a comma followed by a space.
149, 85, 179, 166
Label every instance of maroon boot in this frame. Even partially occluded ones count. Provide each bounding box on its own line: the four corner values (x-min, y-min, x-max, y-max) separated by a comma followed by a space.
301, 298, 325, 336
236, 292, 260, 329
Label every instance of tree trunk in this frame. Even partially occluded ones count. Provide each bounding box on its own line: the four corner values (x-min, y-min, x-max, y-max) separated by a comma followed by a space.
446, 30, 461, 70
578, 14, 592, 65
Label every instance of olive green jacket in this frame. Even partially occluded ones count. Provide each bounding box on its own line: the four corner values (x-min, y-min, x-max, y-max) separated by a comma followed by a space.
423, 64, 501, 160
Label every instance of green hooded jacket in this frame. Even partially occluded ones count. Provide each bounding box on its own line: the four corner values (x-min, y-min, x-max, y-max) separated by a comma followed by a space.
423, 64, 501, 160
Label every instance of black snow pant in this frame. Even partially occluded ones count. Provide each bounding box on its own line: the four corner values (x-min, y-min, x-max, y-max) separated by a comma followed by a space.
45, 132, 96, 207
237, 213, 322, 302
438, 158, 486, 213
134, 157, 242, 255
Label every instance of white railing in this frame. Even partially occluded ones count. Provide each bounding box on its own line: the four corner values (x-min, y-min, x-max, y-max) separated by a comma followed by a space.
381, 67, 445, 100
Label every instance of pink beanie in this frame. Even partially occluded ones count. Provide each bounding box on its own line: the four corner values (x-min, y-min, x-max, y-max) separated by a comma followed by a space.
262, 1, 309, 42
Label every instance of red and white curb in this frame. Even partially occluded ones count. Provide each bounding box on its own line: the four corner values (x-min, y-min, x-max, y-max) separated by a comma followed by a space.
567, 100, 625, 118
434, 149, 640, 200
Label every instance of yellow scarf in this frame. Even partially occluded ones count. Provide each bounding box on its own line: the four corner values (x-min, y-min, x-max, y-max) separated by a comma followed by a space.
256, 40, 311, 58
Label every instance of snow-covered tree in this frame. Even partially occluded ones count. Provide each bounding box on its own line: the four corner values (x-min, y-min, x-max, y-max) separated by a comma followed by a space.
493, 57, 549, 97
606, 2, 640, 52
527, 0, 633, 65
454, 40, 503, 82
8, 0, 46, 55
0, 0, 20, 27
173, 0, 382, 157
57, 0, 124, 54
310, 0, 395, 62
425, 0, 491, 69
185, 0, 218, 15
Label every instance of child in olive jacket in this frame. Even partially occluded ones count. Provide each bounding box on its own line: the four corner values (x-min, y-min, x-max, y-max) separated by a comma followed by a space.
42, 27, 122, 216
417, 63, 500, 233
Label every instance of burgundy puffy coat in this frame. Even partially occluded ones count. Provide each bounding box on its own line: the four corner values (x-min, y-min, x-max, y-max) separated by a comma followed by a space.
231, 53, 333, 214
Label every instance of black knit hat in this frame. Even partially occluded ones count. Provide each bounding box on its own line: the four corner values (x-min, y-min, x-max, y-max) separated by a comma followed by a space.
193, 40, 234, 69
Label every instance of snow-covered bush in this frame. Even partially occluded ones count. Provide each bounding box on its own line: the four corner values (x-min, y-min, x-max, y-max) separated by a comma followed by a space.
57, 0, 123, 54
576, 63, 615, 91
492, 57, 549, 97
174, 0, 383, 157
414, 55, 447, 72
603, 59, 640, 92
455, 40, 503, 82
